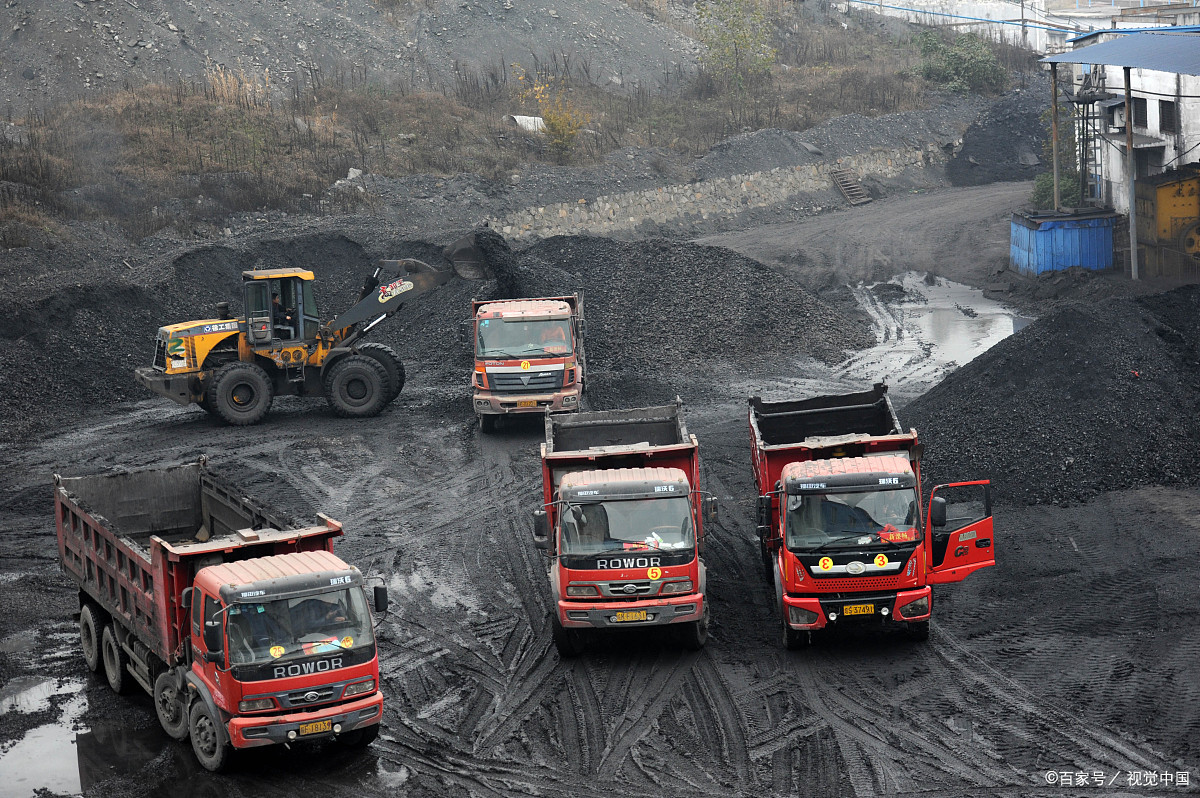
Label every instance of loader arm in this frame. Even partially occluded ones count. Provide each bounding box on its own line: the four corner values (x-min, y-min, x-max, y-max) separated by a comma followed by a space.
322, 258, 455, 346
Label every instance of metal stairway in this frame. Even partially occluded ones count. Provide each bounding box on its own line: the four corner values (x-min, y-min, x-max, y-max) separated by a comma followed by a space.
829, 167, 872, 206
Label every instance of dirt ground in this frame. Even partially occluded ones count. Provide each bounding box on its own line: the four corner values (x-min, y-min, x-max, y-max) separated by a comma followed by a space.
2, 170, 1200, 798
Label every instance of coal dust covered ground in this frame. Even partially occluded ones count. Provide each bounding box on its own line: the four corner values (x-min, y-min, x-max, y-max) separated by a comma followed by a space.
3, 220, 1200, 797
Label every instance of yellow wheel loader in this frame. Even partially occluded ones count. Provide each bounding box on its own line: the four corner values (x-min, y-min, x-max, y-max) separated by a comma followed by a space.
135, 251, 482, 425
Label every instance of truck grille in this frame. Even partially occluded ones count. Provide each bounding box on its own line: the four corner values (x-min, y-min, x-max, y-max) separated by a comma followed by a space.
602, 581, 654, 598
152, 337, 167, 370
283, 687, 336, 707
489, 372, 561, 394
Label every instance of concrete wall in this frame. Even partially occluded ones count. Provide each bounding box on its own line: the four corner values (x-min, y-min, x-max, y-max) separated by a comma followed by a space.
486, 144, 944, 241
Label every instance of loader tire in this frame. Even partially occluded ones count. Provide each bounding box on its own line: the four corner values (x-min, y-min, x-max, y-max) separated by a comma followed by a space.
101, 623, 130, 694
79, 604, 102, 673
211, 362, 273, 426
324, 354, 389, 418
358, 343, 405, 404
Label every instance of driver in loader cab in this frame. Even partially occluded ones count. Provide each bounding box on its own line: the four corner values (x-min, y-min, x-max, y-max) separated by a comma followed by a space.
272, 293, 296, 340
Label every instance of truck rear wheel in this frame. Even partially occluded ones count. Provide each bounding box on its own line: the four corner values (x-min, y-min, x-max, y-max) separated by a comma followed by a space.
189, 702, 231, 772
211, 362, 274, 426
78, 604, 101, 673
551, 616, 586, 658
358, 343, 405, 404
154, 671, 191, 741
101, 624, 130, 694
678, 604, 709, 651
324, 354, 389, 418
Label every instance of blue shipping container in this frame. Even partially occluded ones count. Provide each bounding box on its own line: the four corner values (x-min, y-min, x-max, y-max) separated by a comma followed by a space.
1010, 210, 1118, 275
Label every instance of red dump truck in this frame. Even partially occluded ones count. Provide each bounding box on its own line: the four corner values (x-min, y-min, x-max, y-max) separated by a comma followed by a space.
55, 458, 387, 771
470, 294, 585, 432
750, 384, 994, 648
532, 400, 717, 656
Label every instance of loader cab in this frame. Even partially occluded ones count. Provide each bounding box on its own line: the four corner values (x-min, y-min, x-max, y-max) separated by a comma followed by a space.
242, 269, 320, 347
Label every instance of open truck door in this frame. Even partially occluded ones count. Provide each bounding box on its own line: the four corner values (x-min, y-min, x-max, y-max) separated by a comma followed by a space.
926, 480, 994, 584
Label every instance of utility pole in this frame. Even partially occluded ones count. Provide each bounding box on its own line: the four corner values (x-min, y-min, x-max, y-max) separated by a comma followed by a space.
1124, 66, 1139, 280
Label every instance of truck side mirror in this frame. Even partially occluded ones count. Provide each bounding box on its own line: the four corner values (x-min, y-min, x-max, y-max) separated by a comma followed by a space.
704, 496, 718, 524
930, 496, 947, 528
373, 585, 389, 614
578, 319, 587, 336
532, 509, 550, 550
203, 619, 223, 660
181, 587, 193, 609
756, 495, 772, 527
459, 320, 472, 346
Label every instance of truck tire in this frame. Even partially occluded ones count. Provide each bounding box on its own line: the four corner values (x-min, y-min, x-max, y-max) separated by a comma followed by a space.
154, 671, 191, 741
189, 702, 231, 772
78, 604, 102, 673
324, 354, 389, 418
211, 362, 274, 426
678, 604, 710, 651
905, 620, 930, 642
479, 414, 497, 434
336, 724, 380, 749
358, 343, 405, 404
101, 624, 130, 694
551, 616, 586, 658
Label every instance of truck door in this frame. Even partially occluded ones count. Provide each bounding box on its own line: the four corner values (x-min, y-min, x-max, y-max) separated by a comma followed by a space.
926, 481, 994, 584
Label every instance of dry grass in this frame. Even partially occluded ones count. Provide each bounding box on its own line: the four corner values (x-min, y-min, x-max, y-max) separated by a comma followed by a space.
0, 4, 1029, 240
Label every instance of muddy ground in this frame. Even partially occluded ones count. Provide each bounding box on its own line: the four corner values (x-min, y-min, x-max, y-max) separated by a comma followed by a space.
2, 175, 1200, 798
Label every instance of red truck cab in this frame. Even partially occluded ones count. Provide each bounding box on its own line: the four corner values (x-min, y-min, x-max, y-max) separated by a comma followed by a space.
532, 402, 716, 656
470, 295, 585, 432
750, 384, 995, 649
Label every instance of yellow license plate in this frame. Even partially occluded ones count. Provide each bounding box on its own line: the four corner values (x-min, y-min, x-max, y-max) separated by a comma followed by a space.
298, 720, 332, 736
516, 400, 538, 408
842, 603, 875, 616
614, 610, 648, 623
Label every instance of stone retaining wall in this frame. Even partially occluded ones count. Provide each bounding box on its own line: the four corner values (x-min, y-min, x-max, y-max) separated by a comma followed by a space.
486, 143, 945, 241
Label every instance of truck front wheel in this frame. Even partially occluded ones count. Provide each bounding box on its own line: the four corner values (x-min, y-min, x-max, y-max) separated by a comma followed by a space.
154, 671, 191, 741
905, 620, 930, 642
78, 604, 101, 673
551, 616, 586, 658
336, 724, 380, 749
189, 702, 231, 772
782, 615, 810, 651
100, 624, 130, 694
678, 605, 709, 651
479, 414, 497, 434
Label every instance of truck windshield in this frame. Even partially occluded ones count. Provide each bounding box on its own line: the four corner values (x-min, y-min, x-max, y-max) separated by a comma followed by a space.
785, 489, 920, 551
477, 318, 572, 357
226, 587, 374, 666
561, 497, 693, 555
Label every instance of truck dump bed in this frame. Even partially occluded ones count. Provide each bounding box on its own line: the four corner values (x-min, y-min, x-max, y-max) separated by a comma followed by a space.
749, 383, 916, 495
542, 400, 699, 500
55, 460, 342, 665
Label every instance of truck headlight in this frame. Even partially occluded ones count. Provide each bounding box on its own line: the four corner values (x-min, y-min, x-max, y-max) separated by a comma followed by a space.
788, 606, 819, 625
238, 697, 275, 712
343, 679, 376, 698
566, 585, 598, 597
660, 580, 693, 594
899, 596, 929, 618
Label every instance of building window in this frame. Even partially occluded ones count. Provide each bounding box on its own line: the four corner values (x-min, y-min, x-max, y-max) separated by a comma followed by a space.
1160, 100, 1179, 134
1132, 97, 1147, 128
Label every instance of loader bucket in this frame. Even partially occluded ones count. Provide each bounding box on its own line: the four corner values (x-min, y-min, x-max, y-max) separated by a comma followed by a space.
443, 232, 492, 280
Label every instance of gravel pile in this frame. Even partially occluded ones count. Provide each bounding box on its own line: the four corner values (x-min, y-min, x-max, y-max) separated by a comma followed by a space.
693, 97, 989, 182
904, 285, 1200, 505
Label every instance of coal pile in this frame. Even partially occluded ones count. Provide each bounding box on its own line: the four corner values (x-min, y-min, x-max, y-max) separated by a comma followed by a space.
904, 285, 1200, 505
946, 74, 1051, 187
510, 235, 874, 407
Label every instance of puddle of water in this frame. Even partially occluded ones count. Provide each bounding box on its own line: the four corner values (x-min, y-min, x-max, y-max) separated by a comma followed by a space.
0, 677, 82, 716
837, 272, 1032, 400
0, 692, 87, 798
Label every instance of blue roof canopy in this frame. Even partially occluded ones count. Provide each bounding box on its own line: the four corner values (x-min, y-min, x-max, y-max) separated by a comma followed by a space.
1041, 31, 1200, 76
